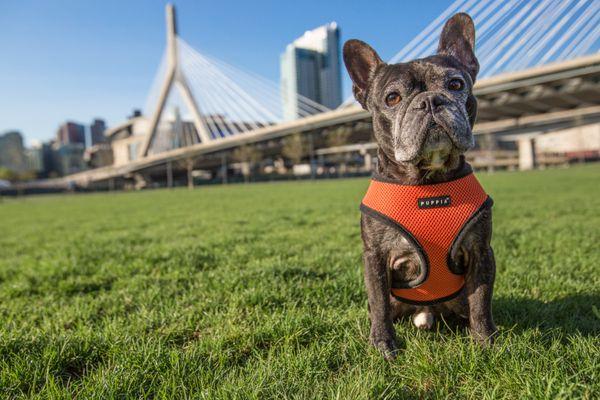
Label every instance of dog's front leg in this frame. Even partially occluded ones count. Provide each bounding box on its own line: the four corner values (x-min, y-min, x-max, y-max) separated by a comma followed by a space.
363, 249, 398, 359
465, 245, 498, 345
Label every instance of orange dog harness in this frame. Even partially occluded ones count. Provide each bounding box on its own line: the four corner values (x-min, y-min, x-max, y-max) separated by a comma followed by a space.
361, 172, 492, 305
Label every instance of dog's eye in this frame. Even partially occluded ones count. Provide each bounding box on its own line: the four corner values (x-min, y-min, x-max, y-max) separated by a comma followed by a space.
448, 78, 464, 91
385, 92, 401, 107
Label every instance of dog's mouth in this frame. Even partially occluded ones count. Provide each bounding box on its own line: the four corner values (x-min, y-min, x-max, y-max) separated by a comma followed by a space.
416, 149, 458, 173
419, 126, 456, 169
393, 104, 473, 174
418, 153, 449, 170
396, 119, 457, 169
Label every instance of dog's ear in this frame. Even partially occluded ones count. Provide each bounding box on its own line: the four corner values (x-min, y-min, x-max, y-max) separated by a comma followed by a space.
343, 39, 383, 108
437, 13, 479, 82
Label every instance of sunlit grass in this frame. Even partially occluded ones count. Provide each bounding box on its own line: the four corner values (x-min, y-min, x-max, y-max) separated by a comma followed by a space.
0, 164, 598, 399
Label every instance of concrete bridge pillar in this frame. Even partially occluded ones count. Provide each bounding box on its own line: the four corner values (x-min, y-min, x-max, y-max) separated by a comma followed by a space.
221, 153, 228, 184
359, 146, 373, 171
363, 152, 372, 171
186, 159, 194, 190
518, 137, 537, 170
166, 161, 173, 188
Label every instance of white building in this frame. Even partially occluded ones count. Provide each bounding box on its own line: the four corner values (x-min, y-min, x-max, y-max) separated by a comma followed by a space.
280, 23, 342, 120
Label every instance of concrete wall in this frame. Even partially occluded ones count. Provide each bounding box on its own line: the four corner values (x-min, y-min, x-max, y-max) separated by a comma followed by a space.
113, 136, 144, 166
110, 118, 150, 166
131, 118, 150, 137
536, 123, 600, 153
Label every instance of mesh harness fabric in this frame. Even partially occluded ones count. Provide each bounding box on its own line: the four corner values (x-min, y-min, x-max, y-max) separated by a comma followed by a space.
360, 172, 492, 305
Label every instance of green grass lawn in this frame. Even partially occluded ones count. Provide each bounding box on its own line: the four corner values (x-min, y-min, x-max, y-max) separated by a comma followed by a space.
0, 164, 598, 399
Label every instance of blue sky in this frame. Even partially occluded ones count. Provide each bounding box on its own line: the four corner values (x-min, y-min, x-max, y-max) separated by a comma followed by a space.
0, 0, 452, 145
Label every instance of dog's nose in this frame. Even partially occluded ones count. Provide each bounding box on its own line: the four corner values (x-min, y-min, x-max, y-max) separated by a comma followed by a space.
413, 94, 445, 111
429, 94, 444, 108
414, 99, 428, 110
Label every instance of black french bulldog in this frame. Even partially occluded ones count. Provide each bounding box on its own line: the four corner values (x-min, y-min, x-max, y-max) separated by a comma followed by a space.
343, 13, 497, 360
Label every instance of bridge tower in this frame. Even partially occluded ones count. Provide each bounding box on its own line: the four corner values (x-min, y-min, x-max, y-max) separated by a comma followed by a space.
140, 3, 211, 157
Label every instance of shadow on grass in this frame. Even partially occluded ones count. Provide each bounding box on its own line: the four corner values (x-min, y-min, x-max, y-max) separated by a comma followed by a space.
494, 293, 600, 336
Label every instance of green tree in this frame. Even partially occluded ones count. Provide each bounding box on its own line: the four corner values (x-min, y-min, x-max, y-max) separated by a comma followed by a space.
281, 133, 307, 165
325, 125, 352, 148
0, 167, 17, 182
232, 145, 262, 183
325, 126, 353, 176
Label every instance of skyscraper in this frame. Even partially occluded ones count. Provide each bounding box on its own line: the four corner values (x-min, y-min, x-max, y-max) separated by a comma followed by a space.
280, 23, 342, 120
53, 121, 87, 176
0, 131, 26, 172
90, 119, 107, 145
56, 121, 86, 146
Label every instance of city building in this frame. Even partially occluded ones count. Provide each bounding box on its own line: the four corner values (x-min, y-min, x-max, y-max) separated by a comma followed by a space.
52, 142, 87, 176
84, 143, 114, 168
56, 121, 85, 146
90, 119, 107, 145
105, 114, 150, 166
280, 22, 342, 120
24, 143, 44, 173
41, 141, 60, 178
0, 130, 27, 172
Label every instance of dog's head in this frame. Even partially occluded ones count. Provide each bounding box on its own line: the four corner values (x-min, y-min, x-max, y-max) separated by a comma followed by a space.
343, 13, 479, 172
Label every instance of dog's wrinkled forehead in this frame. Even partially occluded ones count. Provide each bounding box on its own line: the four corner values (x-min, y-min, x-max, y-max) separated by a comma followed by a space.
371, 55, 471, 100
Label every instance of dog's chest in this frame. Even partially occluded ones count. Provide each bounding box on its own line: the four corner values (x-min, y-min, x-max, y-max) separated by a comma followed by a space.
365, 216, 466, 290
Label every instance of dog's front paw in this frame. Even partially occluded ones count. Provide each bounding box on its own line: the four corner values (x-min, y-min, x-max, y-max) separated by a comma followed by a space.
470, 323, 498, 347
370, 332, 399, 360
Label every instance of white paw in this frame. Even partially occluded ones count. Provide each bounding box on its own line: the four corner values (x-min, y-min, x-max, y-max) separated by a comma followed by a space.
412, 311, 434, 330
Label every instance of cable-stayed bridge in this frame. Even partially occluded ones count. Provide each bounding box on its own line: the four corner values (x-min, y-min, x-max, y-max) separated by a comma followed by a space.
392, 0, 600, 77
49, 0, 600, 188
141, 21, 330, 156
